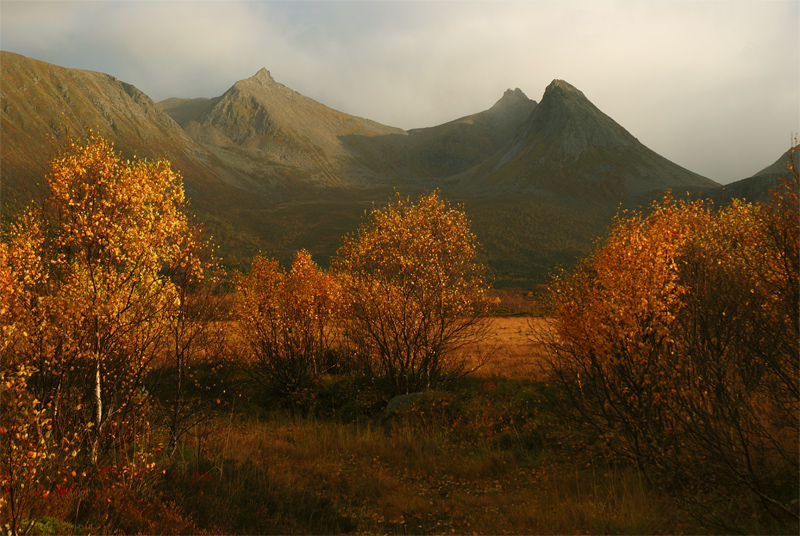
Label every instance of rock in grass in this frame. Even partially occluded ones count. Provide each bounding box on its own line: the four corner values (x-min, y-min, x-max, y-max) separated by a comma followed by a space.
385, 392, 424, 414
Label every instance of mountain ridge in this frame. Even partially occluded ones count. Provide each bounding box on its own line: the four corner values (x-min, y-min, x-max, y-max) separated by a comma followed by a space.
0, 51, 254, 213
702, 147, 798, 204
4, 51, 754, 284
157, 65, 407, 189
149, 65, 718, 201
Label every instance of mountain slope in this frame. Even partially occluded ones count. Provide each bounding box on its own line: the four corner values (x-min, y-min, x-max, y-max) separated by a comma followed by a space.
341, 88, 537, 180
3, 52, 731, 283
157, 70, 717, 206
0, 51, 248, 215
160, 72, 539, 187
158, 68, 406, 189
704, 146, 798, 204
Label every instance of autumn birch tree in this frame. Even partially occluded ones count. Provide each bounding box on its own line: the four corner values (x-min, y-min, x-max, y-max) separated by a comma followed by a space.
2, 134, 198, 466
333, 191, 490, 398
233, 250, 340, 406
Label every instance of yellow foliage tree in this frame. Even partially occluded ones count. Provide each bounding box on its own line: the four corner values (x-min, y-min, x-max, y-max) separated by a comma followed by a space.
2, 134, 199, 471
1, 241, 73, 535
333, 191, 490, 397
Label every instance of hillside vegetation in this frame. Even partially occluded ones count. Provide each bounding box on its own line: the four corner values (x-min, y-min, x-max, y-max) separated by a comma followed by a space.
1, 137, 797, 535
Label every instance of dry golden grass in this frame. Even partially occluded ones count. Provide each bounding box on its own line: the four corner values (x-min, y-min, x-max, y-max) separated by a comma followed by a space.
150, 315, 701, 535
165, 411, 679, 535
121, 314, 795, 535
468, 316, 552, 380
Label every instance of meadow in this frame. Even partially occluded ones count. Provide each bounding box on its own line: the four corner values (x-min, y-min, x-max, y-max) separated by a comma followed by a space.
66, 315, 638, 534
39, 300, 784, 535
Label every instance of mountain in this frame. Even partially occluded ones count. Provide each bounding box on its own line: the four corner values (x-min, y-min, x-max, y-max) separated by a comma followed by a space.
462, 79, 718, 204
0, 51, 250, 215
704, 147, 798, 204
158, 68, 405, 190
339, 88, 538, 181
2, 52, 728, 283
158, 74, 540, 190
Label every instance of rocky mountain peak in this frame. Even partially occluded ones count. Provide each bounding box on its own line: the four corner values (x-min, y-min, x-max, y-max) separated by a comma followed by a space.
520, 78, 637, 160
543, 79, 586, 100
484, 88, 537, 126
490, 88, 534, 110
498, 88, 529, 104
249, 67, 276, 86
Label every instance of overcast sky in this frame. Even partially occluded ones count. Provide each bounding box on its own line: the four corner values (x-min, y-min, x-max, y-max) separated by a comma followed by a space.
2, 0, 798, 184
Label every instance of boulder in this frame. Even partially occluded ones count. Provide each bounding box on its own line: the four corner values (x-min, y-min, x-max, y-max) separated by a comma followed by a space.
385, 392, 424, 414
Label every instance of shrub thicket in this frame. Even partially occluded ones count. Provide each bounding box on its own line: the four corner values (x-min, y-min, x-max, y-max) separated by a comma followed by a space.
543, 150, 799, 527
233, 250, 340, 407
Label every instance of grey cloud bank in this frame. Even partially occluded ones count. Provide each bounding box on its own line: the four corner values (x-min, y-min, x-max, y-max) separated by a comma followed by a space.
1, 0, 798, 185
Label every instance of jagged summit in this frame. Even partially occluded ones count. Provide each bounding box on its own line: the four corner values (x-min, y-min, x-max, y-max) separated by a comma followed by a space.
521, 78, 637, 160
475, 78, 717, 201
495, 88, 530, 106
543, 79, 586, 99
250, 67, 276, 85
231, 68, 278, 93
471, 88, 536, 131
487, 88, 535, 118
383, 87, 537, 179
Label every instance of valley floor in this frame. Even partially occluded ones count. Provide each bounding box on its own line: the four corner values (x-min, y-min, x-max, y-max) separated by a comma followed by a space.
35, 317, 797, 536
154, 317, 684, 535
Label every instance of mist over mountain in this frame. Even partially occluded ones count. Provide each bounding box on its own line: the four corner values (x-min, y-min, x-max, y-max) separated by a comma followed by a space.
4, 51, 773, 284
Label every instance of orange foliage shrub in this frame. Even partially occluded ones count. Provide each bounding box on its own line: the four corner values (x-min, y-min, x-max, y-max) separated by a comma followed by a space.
233, 250, 340, 402
544, 149, 799, 523
333, 191, 490, 397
